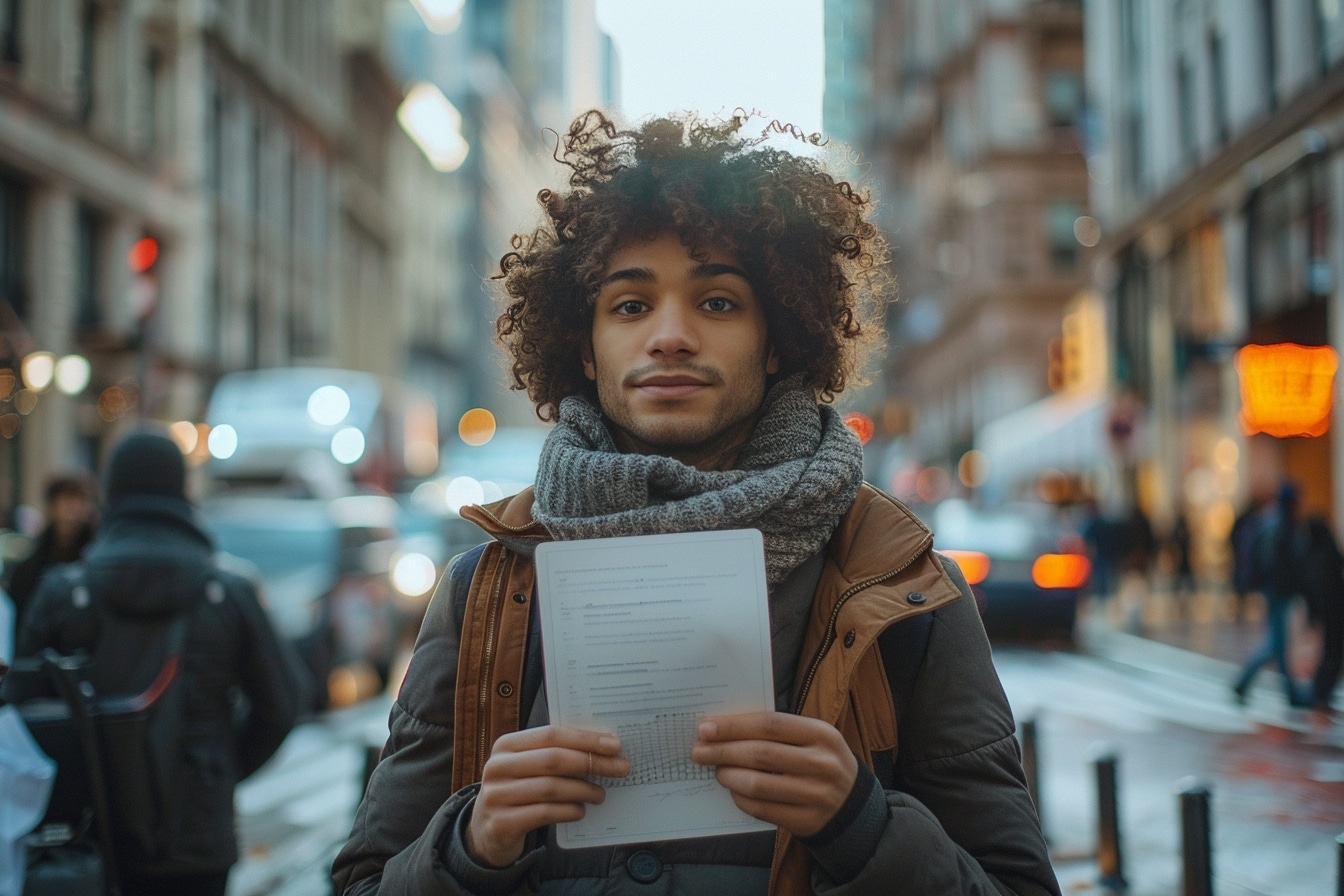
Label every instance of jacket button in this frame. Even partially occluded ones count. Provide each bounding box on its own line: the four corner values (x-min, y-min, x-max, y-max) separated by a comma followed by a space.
626, 850, 663, 883
907, 591, 927, 605
512, 592, 527, 604
843, 629, 856, 648
497, 682, 514, 698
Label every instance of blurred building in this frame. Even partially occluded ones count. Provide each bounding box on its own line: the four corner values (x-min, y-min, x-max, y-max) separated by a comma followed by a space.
1084, 0, 1344, 553
0, 0, 428, 513
387, 0, 617, 433
827, 0, 1094, 501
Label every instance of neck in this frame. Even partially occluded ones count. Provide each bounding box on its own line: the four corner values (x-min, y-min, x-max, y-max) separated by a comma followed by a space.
608, 418, 758, 472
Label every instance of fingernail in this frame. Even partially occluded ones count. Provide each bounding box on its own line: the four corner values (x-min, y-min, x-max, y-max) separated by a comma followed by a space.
599, 735, 619, 751
698, 721, 716, 738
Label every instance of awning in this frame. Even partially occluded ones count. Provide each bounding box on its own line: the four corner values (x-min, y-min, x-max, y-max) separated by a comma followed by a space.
978, 392, 1110, 495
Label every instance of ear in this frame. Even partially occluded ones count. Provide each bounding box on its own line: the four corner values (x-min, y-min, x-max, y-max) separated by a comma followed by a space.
766, 345, 780, 376
582, 341, 596, 381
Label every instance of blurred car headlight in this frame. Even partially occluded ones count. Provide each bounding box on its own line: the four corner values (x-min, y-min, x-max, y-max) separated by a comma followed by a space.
391, 551, 438, 598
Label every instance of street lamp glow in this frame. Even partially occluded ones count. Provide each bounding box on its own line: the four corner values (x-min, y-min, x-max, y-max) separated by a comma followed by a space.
307, 385, 351, 426
398, 83, 469, 172
208, 424, 239, 459
331, 427, 366, 464
20, 352, 55, 392
54, 354, 91, 395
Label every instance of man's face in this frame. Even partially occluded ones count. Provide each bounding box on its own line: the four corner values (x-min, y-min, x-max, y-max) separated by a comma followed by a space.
49, 492, 92, 539
584, 233, 778, 470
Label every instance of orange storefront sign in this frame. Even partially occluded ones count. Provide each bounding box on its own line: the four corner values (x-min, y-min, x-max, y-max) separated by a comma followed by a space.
1234, 343, 1338, 438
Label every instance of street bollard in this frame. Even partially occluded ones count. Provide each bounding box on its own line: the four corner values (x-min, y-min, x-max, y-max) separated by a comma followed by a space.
1336, 831, 1343, 896
1019, 717, 1043, 837
1094, 751, 1127, 892
1176, 778, 1213, 896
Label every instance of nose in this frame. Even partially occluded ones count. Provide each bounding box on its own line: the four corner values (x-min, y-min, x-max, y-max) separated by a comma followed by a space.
644, 299, 699, 358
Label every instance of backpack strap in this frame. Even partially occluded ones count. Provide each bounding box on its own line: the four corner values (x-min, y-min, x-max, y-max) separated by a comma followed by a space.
451, 543, 536, 791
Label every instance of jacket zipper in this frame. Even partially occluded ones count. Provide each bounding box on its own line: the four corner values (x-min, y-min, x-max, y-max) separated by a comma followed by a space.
793, 533, 932, 713
476, 552, 510, 778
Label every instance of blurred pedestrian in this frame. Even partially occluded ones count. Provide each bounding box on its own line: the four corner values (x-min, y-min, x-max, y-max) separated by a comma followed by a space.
1300, 516, 1343, 712
14, 429, 308, 896
1167, 510, 1196, 615
5, 471, 97, 625
1229, 501, 1263, 623
1232, 480, 1312, 708
1080, 499, 1119, 606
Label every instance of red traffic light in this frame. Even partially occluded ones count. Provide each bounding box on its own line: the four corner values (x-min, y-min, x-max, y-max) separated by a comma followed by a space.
128, 237, 160, 273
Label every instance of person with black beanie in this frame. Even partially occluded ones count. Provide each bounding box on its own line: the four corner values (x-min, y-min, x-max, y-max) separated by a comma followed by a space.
14, 427, 309, 896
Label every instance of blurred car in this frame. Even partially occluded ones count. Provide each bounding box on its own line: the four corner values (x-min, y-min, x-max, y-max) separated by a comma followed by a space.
202, 491, 442, 709
922, 499, 1090, 643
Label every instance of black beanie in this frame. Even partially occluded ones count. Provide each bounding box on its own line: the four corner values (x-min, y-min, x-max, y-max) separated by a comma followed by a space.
104, 431, 187, 506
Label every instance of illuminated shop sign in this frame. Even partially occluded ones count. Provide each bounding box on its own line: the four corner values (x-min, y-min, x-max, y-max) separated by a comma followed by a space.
1234, 343, 1337, 438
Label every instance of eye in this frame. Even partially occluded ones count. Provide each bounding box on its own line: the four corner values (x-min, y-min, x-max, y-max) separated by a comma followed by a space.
615, 299, 648, 315
701, 296, 736, 313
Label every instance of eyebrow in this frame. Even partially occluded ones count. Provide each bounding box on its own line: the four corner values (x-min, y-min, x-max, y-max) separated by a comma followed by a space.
597, 262, 752, 289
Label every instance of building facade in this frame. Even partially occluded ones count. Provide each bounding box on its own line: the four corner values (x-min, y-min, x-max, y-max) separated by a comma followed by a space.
1085, 0, 1344, 571
832, 0, 1094, 500
0, 0, 430, 516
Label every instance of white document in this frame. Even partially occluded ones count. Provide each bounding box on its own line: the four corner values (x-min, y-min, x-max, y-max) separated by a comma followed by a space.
535, 529, 776, 848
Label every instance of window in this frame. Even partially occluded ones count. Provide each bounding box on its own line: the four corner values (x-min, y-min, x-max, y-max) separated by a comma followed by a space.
77, 1, 98, 123
1259, 0, 1277, 111
1045, 70, 1083, 129
1176, 58, 1196, 166
74, 205, 103, 332
142, 46, 163, 156
0, 174, 24, 321
1208, 30, 1229, 145
0, 0, 20, 66
1248, 155, 1330, 317
1047, 201, 1082, 273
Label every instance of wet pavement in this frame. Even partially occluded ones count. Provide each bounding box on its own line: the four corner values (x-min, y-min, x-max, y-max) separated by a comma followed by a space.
228, 578, 1343, 896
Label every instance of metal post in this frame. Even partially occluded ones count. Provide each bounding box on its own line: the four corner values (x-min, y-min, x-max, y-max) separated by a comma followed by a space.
1335, 831, 1344, 896
1176, 779, 1213, 896
1019, 717, 1043, 837
1094, 751, 1127, 892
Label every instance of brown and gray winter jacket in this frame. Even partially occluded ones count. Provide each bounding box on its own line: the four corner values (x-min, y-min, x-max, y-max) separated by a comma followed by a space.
332, 484, 1060, 896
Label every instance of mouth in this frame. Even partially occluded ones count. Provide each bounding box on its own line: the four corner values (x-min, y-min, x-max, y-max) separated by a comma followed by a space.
631, 373, 713, 399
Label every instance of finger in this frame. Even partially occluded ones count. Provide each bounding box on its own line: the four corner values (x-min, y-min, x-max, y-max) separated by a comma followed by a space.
711, 765, 833, 807
484, 745, 631, 783
493, 725, 623, 757
724, 792, 827, 836
479, 775, 609, 809
691, 737, 843, 778
697, 712, 830, 747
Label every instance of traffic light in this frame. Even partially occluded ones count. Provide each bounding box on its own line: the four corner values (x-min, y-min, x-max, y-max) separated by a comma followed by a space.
127, 234, 160, 322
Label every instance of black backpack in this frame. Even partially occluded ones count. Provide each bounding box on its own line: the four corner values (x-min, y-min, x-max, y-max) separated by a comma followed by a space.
1, 565, 205, 892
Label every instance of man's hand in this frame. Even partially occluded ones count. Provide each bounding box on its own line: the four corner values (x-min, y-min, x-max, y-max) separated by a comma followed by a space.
690, 711, 858, 838
466, 725, 629, 868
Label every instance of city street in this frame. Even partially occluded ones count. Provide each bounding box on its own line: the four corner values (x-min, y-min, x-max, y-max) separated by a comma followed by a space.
228, 612, 1344, 896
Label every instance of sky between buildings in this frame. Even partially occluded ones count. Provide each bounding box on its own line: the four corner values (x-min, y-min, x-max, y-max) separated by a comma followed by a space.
594, 0, 825, 135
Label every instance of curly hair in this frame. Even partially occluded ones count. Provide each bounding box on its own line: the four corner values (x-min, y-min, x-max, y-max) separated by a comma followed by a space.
495, 109, 892, 422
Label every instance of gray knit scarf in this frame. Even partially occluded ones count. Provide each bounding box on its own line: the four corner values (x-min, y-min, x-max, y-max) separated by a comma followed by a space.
532, 376, 864, 587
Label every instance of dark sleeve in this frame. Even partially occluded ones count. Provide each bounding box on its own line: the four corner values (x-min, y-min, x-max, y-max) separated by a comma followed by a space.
817, 591, 1059, 895
229, 573, 309, 778
332, 547, 496, 896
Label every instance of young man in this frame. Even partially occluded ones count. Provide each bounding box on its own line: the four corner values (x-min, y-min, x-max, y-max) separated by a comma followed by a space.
332, 111, 1059, 895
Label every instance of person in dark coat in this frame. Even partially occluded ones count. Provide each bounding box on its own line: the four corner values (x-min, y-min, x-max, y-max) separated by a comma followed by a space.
6, 471, 97, 624
1301, 516, 1344, 711
15, 429, 308, 896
